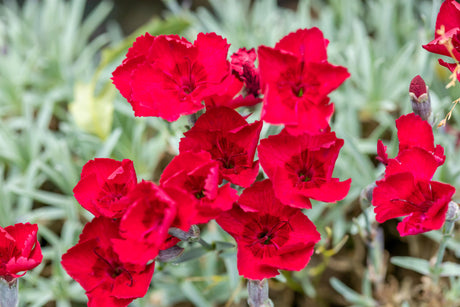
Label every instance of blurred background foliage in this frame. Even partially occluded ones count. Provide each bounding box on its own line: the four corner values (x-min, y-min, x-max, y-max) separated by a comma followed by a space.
0, 0, 459, 306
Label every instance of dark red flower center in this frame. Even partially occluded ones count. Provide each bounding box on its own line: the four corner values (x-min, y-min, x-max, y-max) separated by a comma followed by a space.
98, 182, 128, 205
195, 190, 205, 199
243, 215, 291, 258
142, 199, 170, 231
390, 198, 432, 213
214, 137, 247, 170
297, 170, 311, 182
183, 175, 207, 199
284, 154, 318, 186
278, 62, 320, 101
170, 57, 207, 101
93, 248, 133, 286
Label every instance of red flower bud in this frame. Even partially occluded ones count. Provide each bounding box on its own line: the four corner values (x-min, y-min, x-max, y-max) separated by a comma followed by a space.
409, 75, 431, 121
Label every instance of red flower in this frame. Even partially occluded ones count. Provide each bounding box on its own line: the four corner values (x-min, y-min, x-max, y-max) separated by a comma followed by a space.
230, 48, 261, 100
423, 0, 460, 79
372, 173, 455, 236
423, 0, 460, 60
179, 107, 262, 187
61, 217, 155, 307
73, 158, 137, 219
205, 48, 262, 109
160, 151, 238, 224
373, 113, 455, 236
112, 181, 193, 264
0, 223, 42, 282
216, 180, 320, 280
112, 33, 231, 121
258, 130, 351, 208
258, 28, 349, 131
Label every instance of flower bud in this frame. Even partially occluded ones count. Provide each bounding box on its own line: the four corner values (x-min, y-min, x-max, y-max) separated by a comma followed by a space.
156, 245, 184, 262
409, 75, 431, 121
168, 225, 201, 242
446, 201, 460, 222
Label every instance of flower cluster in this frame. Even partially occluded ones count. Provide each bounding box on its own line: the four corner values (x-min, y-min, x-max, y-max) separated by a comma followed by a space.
423, 0, 460, 81
372, 113, 456, 236
63, 27, 351, 305
0, 223, 42, 283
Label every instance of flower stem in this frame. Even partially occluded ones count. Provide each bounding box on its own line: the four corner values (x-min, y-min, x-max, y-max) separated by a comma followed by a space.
247, 279, 273, 307
359, 185, 385, 296
0, 278, 18, 307
432, 220, 455, 284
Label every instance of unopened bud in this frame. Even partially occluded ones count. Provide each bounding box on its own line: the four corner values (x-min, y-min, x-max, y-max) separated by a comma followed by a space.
446, 201, 460, 222
168, 225, 200, 242
156, 245, 184, 262
409, 75, 431, 121
360, 182, 376, 207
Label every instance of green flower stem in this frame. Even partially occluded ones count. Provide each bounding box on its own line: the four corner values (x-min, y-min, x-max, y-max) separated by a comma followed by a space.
197, 238, 213, 250
0, 278, 18, 307
359, 185, 384, 295
432, 220, 455, 284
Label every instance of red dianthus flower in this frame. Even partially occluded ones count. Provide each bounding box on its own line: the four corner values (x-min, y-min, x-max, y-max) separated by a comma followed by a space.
112, 180, 194, 264
61, 217, 155, 307
73, 158, 137, 219
0, 223, 42, 282
258, 130, 351, 208
423, 0, 460, 79
258, 28, 349, 132
373, 113, 455, 236
180, 107, 262, 187
373, 173, 455, 236
160, 151, 238, 224
112, 33, 231, 121
216, 180, 320, 280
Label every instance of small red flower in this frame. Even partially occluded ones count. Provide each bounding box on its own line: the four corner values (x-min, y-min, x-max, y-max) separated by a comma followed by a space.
423, 0, 460, 61
179, 107, 262, 187
73, 158, 137, 219
205, 48, 262, 109
61, 217, 155, 307
423, 0, 460, 80
372, 173, 455, 236
373, 113, 455, 236
112, 33, 231, 121
258, 28, 349, 131
258, 130, 351, 208
0, 223, 42, 282
230, 48, 261, 100
112, 180, 194, 264
160, 151, 238, 224
216, 180, 320, 280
